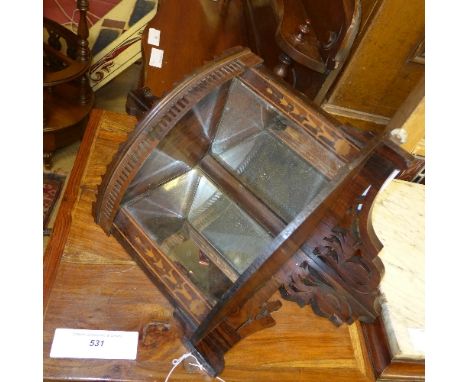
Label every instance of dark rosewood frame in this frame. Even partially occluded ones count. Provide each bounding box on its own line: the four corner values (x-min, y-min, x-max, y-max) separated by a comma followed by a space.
93, 47, 411, 376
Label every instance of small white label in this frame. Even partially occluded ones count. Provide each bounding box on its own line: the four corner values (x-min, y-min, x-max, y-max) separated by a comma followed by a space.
149, 47, 164, 68
50, 328, 139, 360
147, 28, 161, 46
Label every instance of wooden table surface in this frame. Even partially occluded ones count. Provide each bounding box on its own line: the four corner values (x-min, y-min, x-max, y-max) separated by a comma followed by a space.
43, 109, 375, 382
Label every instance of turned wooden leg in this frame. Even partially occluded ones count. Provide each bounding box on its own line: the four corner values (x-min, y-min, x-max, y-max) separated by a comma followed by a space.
293, 19, 312, 44
44, 151, 53, 169
126, 87, 159, 120
76, 0, 90, 106
79, 74, 91, 105
273, 52, 292, 80
273, 53, 298, 87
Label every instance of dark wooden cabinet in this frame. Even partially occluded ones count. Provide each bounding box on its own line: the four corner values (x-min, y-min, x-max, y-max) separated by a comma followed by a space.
126, 0, 248, 119
94, 47, 411, 376
126, 0, 363, 120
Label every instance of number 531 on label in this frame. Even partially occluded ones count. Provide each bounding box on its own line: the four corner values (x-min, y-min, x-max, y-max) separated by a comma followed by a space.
89, 339, 104, 347
50, 328, 138, 360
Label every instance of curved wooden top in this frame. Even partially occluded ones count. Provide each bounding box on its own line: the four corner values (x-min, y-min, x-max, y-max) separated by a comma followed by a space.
43, 82, 95, 132
93, 46, 376, 238
93, 47, 263, 233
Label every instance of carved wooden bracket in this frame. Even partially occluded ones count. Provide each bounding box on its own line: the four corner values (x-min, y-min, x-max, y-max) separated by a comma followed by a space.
279, 158, 393, 327
313, 224, 380, 295
280, 222, 381, 327
280, 260, 353, 326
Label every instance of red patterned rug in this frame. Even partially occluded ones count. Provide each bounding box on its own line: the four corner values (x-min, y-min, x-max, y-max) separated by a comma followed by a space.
44, 173, 66, 231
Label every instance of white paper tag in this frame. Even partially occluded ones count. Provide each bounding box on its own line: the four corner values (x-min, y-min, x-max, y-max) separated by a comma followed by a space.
149, 47, 164, 68
50, 328, 139, 360
147, 28, 161, 46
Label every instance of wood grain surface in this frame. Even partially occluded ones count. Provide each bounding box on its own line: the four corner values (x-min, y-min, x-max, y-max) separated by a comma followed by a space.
323, 0, 424, 121
140, 0, 248, 99
44, 109, 375, 381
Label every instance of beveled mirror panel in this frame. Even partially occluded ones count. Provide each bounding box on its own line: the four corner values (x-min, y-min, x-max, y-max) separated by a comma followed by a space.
211, 79, 331, 223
